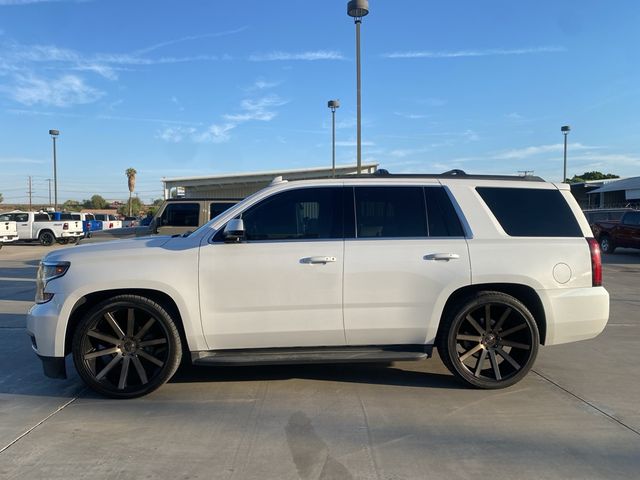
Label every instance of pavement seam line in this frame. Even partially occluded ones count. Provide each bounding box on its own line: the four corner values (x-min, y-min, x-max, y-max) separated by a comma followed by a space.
532, 370, 640, 437
0, 395, 80, 455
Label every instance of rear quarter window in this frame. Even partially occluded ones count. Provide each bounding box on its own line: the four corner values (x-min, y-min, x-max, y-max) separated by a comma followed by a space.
476, 187, 582, 237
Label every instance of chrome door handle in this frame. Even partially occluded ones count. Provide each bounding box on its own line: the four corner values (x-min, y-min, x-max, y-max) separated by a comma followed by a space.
424, 253, 460, 261
302, 256, 337, 264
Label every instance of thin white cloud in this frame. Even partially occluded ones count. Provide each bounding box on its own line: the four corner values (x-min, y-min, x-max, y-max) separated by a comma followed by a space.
382, 46, 566, 59
158, 94, 288, 144
494, 143, 596, 160
249, 50, 345, 61
8, 73, 102, 107
0, 156, 45, 164
394, 112, 429, 120
335, 140, 375, 147
133, 27, 248, 55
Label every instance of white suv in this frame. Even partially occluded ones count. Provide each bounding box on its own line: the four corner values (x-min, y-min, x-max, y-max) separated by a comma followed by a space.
27, 172, 609, 398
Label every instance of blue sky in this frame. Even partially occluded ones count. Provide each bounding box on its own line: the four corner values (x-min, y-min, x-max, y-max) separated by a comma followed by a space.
1, 0, 639, 204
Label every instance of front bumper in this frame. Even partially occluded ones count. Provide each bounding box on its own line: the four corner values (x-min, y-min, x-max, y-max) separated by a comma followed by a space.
27, 300, 69, 379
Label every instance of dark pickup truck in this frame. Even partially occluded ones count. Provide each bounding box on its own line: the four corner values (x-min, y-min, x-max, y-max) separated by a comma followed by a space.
591, 210, 640, 253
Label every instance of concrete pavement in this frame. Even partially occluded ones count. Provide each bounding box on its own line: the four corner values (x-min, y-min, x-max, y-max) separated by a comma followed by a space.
0, 244, 639, 479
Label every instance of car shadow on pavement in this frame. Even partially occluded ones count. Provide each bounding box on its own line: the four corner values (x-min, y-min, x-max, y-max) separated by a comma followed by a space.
169, 362, 461, 390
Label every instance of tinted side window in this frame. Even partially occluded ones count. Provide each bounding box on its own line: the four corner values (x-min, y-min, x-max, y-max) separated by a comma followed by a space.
34, 214, 50, 221
354, 187, 427, 238
15, 213, 29, 222
59, 213, 73, 220
477, 187, 582, 237
425, 187, 465, 237
243, 188, 342, 241
0, 214, 11, 221
161, 203, 199, 227
209, 202, 236, 220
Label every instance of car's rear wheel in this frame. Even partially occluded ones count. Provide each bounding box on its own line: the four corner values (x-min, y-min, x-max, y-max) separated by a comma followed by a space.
599, 235, 616, 254
437, 291, 539, 389
72, 295, 182, 398
38, 231, 55, 246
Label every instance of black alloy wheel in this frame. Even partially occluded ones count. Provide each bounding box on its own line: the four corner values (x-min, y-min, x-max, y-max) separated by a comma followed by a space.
72, 295, 182, 398
438, 292, 539, 389
39, 231, 55, 246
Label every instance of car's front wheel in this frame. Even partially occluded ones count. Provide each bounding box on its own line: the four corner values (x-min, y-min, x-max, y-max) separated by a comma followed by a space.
437, 291, 539, 389
72, 295, 182, 398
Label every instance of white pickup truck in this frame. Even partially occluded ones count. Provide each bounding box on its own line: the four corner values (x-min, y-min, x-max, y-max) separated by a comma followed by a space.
93, 214, 122, 230
4, 211, 83, 246
0, 214, 19, 249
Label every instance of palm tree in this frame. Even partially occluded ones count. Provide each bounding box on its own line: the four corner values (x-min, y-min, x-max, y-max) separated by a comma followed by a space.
125, 168, 137, 216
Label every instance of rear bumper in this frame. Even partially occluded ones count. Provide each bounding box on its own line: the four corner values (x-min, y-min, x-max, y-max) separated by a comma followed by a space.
540, 286, 609, 345
60, 231, 83, 238
1, 235, 18, 242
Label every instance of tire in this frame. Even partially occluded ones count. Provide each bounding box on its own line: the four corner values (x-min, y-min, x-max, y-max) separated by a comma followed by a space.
57, 239, 69, 245
68, 237, 78, 244
599, 235, 616, 254
437, 291, 540, 389
38, 231, 55, 246
72, 294, 182, 398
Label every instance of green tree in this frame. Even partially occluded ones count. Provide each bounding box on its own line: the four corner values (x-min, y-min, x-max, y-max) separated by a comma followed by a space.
62, 199, 82, 211
83, 195, 109, 209
567, 171, 620, 183
117, 197, 143, 216
125, 167, 137, 216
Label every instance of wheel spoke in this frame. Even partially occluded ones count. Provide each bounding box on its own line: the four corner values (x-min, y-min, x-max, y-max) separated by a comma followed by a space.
500, 323, 527, 338
494, 307, 512, 332
137, 350, 164, 367
456, 334, 482, 342
496, 347, 521, 370
132, 356, 148, 384
139, 338, 167, 347
135, 317, 156, 340
105, 312, 125, 339
118, 356, 130, 390
474, 349, 488, 377
95, 355, 122, 380
84, 347, 120, 360
500, 340, 531, 350
465, 314, 485, 335
484, 304, 491, 331
459, 344, 483, 362
87, 330, 120, 346
489, 350, 502, 380
127, 308, 135, 337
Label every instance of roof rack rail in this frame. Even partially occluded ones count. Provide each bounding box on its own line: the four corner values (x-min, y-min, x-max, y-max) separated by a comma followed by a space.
333, 169, 545, 182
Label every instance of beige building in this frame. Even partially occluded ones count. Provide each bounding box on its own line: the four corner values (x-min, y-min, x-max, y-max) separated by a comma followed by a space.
161, 163, 379, 200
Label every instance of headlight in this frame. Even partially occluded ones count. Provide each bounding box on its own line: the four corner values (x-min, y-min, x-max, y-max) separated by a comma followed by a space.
36, 261, 70, 304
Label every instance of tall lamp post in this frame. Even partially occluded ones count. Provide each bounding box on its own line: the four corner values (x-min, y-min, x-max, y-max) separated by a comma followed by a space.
347, 0, 369, 175
561, 125, 570, 183
49, 129, 60, 210
328, 100, 340, 177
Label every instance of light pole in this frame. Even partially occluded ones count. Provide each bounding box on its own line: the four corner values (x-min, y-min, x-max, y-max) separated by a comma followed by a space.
328, 100, 340, 177
561, 125, 570, 183
347, 0, 369, 175
49, 129, 59, 210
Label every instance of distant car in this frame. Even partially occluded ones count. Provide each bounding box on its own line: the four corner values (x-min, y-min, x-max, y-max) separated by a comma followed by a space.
583, 208, 635, 226
122, 216, 138, 228
591, 210, 640, 253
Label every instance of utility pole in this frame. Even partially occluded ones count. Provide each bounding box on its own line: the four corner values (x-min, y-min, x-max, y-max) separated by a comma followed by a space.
328, 100, 340, 177
47, 178, 52, 206
27, 176, 33, 212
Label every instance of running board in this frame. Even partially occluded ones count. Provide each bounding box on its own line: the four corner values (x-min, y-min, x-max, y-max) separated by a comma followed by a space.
191, 345, 432, 367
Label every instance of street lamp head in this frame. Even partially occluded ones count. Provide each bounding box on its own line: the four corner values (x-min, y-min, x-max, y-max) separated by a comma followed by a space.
328, 99, 340, 111
561, 125, 571, 134
347, 0, 369, 20
49, 129, 59, 136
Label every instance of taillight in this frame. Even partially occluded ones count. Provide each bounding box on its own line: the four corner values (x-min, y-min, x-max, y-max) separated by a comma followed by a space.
109, 222, 113, 228
63, 222, 69, 230
586, 238, 602, 286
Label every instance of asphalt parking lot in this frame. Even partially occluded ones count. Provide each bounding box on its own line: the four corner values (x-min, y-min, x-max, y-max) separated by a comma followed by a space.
0, 243, 639, 479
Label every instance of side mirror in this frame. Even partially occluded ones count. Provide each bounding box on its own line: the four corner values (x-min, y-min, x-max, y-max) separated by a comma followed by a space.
224, 218, 245, 242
